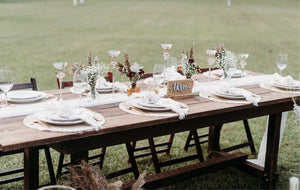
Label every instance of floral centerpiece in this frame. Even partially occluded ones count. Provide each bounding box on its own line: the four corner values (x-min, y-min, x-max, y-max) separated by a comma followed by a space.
177, 44, 201, 79
214, 42, 237, 79
116, 52, 145, 95
69, 51, 110, 99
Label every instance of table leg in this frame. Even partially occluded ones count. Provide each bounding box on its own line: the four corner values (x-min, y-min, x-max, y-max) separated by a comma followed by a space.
24, 147, 39, 190
263, 113, 282, 189
207, 125, 222, 157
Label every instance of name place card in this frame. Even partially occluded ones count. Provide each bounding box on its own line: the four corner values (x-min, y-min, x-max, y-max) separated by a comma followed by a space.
166, 79, 194, 99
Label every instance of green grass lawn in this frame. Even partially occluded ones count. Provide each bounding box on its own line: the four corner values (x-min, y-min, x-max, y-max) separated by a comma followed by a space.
0, 0, 299, 189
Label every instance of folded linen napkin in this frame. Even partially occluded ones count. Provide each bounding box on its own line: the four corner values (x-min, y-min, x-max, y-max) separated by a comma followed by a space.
273, 73, 300, 86
164, 67, 186, 81
50, 102, 103, 131
294, 104, 300, 121
143, 92, 188, 119
210, 85, 260, 106
227, 87, 261, 106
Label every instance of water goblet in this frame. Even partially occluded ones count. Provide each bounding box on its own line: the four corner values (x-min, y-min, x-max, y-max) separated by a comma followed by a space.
166, 57, 177, 69
73, 70, 88, 107
238, 54, 249, 76
0, 69, 13, 107
153, 64, 166, 89
276, 54, 288, 76
53, 62, 68, 101
160, 44, 172, 63
108, 50, 121, 96
205, 50, 217, 79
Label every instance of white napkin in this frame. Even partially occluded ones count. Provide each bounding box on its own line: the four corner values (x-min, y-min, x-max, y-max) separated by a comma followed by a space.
294, 104, 300, 121
228, 87, 261, 106
96, 77, 108, 88
164, 67, 186, 81
273, 73, 300, 86
156, 98, 188, 120
143, 92, 188, 119
50, 103, 103, 131
76, 110, 103, 131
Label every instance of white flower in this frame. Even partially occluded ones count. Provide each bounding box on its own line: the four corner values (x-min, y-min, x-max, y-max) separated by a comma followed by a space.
130, 62, 143, 73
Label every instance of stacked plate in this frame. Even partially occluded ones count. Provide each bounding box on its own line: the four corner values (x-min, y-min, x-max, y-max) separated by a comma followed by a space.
213, 89, 245, 100
96, 86, 117, 93
272, 82, 300, 90
36, 110, 84, 125
129, 98, 171, 111
7, 91, 47, 103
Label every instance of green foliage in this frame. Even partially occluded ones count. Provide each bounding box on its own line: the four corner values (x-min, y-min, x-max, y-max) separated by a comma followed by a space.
0, 0, 299, 189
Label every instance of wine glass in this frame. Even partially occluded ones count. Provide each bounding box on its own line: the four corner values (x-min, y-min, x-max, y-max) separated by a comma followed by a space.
205, 50, 217, 79
108, 50, 121, 96
276, 54, 288, 76
166, 57, 177, 69
73, 70, 88, 107
0, 69, 13, 107
153, 64, 166, 88
53, 62, 67, 101
160, 44, 172, 63
238, 54, 249, 76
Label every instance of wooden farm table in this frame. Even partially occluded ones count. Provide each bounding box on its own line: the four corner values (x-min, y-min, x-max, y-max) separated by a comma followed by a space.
0, 81, 295, 189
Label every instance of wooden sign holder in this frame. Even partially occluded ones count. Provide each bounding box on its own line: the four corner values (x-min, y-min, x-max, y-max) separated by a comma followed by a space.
165, 79, 194, 99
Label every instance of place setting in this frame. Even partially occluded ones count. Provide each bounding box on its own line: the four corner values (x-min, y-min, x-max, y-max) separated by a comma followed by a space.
23, 102, 105, 133
259, 54, 300, 94
119, 91, 189, 119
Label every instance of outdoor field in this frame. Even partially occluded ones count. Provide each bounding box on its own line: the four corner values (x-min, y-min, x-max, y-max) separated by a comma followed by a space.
0, 0, 299, 189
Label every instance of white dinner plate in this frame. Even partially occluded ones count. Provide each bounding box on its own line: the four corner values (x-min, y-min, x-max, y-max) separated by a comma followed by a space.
213, 91, 245, 100
96, 87, 117, 93
129, 98, 171, 112
272, 82, 300, 90
136, 98, 165, 109
7, 91, 47, 103
36, 111, 84, 125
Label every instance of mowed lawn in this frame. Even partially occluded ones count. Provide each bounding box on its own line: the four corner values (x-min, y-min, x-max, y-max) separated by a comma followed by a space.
0, 0, 299, 189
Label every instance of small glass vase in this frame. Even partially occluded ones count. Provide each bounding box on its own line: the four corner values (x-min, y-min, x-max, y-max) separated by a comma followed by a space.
89, 83, 97, 100
127, 83, 140, 96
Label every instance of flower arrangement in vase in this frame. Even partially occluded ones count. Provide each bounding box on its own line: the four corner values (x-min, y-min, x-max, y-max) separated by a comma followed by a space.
116, 52, 145, 96
177, 44, 201, 79
69, 51, 110, 99
214, 42, 237, 79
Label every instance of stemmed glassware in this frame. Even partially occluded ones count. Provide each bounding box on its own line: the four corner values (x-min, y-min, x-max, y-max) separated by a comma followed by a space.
108, 50, 121, 95
205, 50, 217, 79
238, 54, 249, 76
53, 62, 68, 101
153, 64, 166, 89
73, 70, 88, 107
0, 69, 13, 107
160, 44, 172, 64
276, 54, 288, 76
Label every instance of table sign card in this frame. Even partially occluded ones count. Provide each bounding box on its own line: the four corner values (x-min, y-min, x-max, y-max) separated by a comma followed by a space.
166, 79, 194, 99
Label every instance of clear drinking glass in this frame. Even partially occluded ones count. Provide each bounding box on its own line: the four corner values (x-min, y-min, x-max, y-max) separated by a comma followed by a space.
73, 70, 88, 107
153, 64, 166, 88
53, 62, 67, 101
0, 69, 13, 107
166, 57, 177, 69
276, 54, 288, 76
238, 54, 249, 76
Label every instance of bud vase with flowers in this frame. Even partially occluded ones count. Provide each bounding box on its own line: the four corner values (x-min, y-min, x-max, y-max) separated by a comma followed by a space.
214, 42, 237, 80
116, 52, 145, 96
69, 51, 109, 100
177, 44, 201, 79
